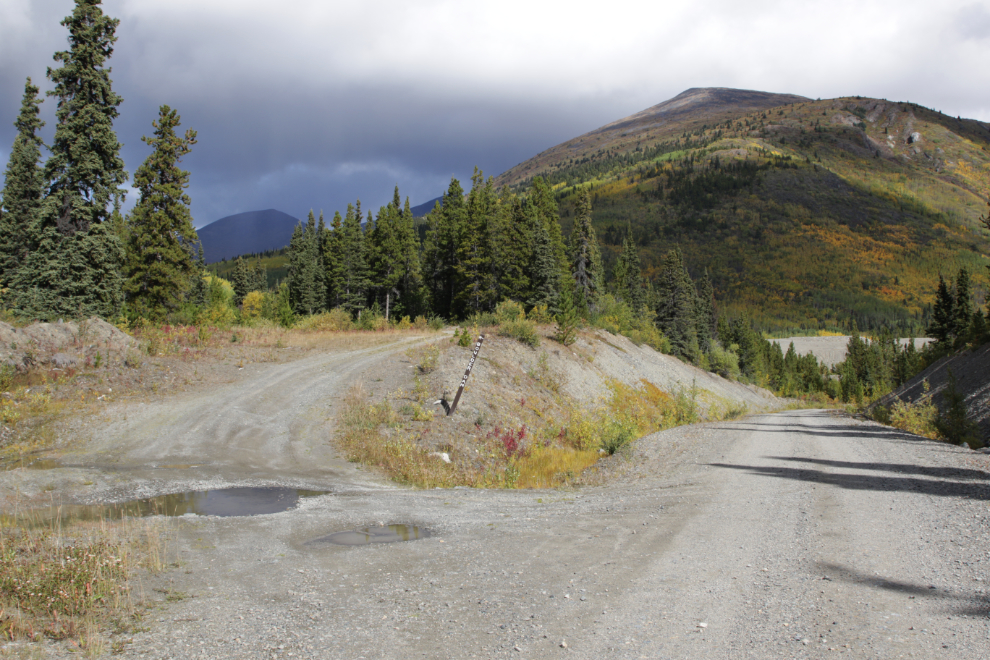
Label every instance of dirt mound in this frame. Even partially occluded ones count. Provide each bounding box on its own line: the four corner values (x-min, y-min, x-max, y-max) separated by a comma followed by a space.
0, 317, 138, 371
874, 342, 990, 442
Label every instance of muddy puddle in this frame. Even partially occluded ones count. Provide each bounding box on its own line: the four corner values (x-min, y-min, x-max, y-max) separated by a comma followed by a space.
2, 487, 327, 527
310, 524, 430, 546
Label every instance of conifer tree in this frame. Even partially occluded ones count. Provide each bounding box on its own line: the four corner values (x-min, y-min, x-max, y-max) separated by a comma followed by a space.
252, 261, 267, 292
528, 211, 559, 311
191, 244, 207, 306
10, 0, 128, 319
455, 169, 500, 316
338, 202, 369, 315
655, 248, 699, 361
231, 256, 250, 306
0, 79, 45, 288
612, 224, 645, 312
123, 105, 199, 319
952, 267, 972, 344
569, 188, 603, 309
324, 210, 344, 308
695, 269, 717, 351
369, 190, 404, 320
423, 178, 466, 319
929, 274, 955, 344
499, 195, 533, 303
288, 211, 326, 315
397, 197, 424, 316
529, 177, 568, 286
287, 222, 304, 310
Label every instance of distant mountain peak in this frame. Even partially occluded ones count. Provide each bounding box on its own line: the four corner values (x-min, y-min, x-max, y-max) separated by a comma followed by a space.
197, 209, 299, 263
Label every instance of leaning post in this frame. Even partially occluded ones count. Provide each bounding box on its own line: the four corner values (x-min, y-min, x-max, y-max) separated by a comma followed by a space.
447, 334, 484, 416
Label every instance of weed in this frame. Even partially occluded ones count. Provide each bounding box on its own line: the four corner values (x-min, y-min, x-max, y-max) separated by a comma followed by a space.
418, 344, 440, 374
499, 318, 540, 347
0, 364, 14, 392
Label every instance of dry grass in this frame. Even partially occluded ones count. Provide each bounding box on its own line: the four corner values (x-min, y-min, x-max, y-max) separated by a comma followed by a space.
0, 505, 174, 651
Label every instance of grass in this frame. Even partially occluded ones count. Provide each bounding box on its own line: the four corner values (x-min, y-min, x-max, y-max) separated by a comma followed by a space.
0, 506, 173, 651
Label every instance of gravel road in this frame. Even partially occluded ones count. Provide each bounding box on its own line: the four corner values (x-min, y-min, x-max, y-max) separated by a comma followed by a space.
54, 408, 984, 659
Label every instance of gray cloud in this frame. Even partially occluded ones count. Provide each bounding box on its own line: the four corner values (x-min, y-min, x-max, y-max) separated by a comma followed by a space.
1, 0, 988, 228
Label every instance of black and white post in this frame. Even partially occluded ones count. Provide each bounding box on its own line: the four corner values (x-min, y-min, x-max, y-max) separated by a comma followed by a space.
447, 334, 485, 416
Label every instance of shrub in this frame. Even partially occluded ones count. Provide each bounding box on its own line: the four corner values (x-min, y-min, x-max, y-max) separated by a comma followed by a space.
554, 289, 578, 346
528, 304, 553, 324
427, 315, 445, 331
707, 343, 741, 379
241, 291, 264, 319
499, 317, 540, 347
467, 311, 498, 328
600, 419, 637, 455
396, 315, 413, 330
495, 299, 526, 324
297, 308, 353, 332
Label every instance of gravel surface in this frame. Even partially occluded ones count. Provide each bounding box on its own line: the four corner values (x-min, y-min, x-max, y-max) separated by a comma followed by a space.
9, 409, 985, 659
771, 337, 934, 368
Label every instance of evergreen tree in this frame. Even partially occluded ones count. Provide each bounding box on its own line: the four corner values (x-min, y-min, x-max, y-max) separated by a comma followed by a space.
499, 194, 533, 303
569, 188, 603, 309
528, 211, 559, 311
191, 244, 206, 306
397, 197, 424, 316
455, 169, 500, 316
252, 261, 267, 292
655, 248, 699, 361
929, 274, 954, 344
423, 178, 466, 319
0, 79, 45, 288
529, 176, 568, 287
612, 224, 645, 312
286, 222, 304, 311
231, 256, 250, 306
288, 210, 326, 315
695, 269, 717, 351
952, 267, 972, 344
123, 105, 199, 319
338, 202, 369, 315
324, 210, 344, 308
11, 0, 128, 319
369, 191, 404, 320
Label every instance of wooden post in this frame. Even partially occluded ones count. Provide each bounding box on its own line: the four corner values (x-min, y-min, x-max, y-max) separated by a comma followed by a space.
447, 334, 484, 416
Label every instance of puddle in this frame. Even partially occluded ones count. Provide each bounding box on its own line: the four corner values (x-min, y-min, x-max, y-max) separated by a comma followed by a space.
2, 457, 64, 471
310, 524, 430, 546
2, 487, 328, 526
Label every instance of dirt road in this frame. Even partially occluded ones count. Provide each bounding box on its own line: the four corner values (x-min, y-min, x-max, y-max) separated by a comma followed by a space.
58, 408, 981, 659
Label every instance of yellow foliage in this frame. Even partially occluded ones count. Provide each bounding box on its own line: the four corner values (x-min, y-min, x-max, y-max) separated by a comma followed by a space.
241, 291, 264, 319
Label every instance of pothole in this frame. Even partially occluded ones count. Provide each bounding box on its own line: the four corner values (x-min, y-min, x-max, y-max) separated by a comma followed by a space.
4, 487, 328, 526
309, 524, 430, 546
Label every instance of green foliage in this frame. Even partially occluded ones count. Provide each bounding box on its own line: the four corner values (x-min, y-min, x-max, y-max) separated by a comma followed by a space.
935, 370, 982, 447
287, 210, 326, 316
569, 188, 604, 309
124, 105, 199, 320
0, 79, 45, 288
554, 288, 578, 346
654, 248, 699, 361
600, 419, 636, 455
9, 0, 128, 320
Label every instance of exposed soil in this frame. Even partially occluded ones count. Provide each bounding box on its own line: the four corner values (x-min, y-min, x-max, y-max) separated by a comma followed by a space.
771, 336, 934, 368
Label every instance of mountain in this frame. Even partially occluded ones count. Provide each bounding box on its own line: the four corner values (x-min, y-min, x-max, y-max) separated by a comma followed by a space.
497, 88, 990, 334
411, 196, 443, 217
197, 209, 299, 264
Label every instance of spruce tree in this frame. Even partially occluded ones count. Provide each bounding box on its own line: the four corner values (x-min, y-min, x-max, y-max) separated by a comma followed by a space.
0, 79, 45, 289
500, 194, 533, 303
10, 0, 128, 319
123, 106, 198, 319
231, 256, 250, 306
369, 192, 404, 320
338, 202, 369, 316
695, 269, 717, 351
655, 248, 699, 361
528, 211, 559, 311
569, 188, 603, 309
324, 210, 344, 308
952, 267, 972, 344
455, 169, 499, 316
529, 177, 568, 286
612, 225, 645, 312
423, 178, 466, 319
930, 274, 954, 344
289, 211, 326, 315
191, 244, 207, 306
397, 197, 424, 317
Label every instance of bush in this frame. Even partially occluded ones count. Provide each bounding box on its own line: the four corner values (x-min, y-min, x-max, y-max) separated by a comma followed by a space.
600, 419, 637, 455
242, 291, 264, 319
529, 304, 553, 324
499, 317, 540, 347
554, 289, 578, 346
297, 308, 353, 332
495, 300, 526, 324
707, 343, 741, 379
467, 311, 498, 328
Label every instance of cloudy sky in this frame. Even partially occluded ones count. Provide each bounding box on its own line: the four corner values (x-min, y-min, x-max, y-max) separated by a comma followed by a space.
1, 0, 989, 227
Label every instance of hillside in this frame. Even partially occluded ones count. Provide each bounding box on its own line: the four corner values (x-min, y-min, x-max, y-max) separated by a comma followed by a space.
497, 88, 990, 334
198, 209, 299, 264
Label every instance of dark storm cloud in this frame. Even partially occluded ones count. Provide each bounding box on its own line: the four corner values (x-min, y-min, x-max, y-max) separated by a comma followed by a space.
1, 0, 988, 228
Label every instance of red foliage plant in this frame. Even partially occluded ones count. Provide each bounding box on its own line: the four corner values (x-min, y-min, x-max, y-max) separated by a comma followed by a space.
487, 425, 528, 458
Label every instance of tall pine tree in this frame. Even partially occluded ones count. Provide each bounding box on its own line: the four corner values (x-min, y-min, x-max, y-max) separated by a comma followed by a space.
0, 79, 45, 289
569, 188, 603, 309
423, 178, 466, 319
10, 0, 128, 319
655, 248, 699, 361
123, 105, 199, 319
